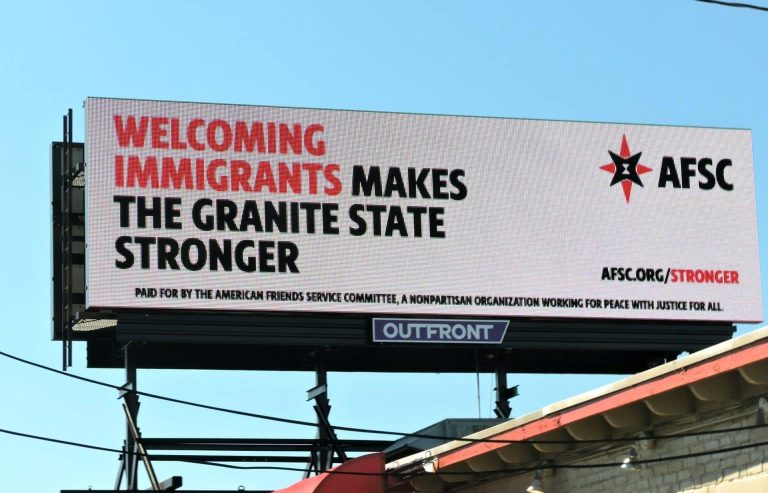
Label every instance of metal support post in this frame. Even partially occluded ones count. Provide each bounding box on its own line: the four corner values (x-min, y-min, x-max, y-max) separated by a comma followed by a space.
123, 403, 160, 490
114, 343, 141, 490
313, 405, 348, 465
61, 108, 74, 370
314, 365, 332, 473
303, 363, 347, 477
494, 356, 519, 419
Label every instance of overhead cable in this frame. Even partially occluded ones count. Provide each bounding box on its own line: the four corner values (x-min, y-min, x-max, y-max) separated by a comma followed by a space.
1, 426, 767, 477
0, 348, 766, 445
694, 0, 768, 12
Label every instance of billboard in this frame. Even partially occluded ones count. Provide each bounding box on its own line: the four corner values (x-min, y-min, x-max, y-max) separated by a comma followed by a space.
85, 97, 762, 322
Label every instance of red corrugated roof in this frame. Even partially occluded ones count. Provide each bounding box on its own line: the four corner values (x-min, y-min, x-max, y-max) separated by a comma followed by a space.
274, 453, 385, 493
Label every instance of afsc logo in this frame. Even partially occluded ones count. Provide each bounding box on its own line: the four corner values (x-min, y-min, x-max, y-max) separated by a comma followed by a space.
599, 135, 651, 203
599, 135, 734, 203
658, 157, 733, 191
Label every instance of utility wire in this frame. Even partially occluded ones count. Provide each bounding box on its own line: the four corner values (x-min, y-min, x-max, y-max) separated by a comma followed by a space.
694, 0, 768, 12
0, 348, 766, 445
0, 427, 124, 455
1, 426, 767, 477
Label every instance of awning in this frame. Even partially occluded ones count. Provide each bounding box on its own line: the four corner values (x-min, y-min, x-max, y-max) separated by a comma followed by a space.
274, 453, 385, 493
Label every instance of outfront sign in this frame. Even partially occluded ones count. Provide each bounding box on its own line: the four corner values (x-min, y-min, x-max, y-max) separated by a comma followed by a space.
85, 97, 762, 322
372, 319, 509, 344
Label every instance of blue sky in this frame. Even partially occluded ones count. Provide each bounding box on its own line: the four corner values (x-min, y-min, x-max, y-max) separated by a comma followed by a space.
0, 1, 766, 491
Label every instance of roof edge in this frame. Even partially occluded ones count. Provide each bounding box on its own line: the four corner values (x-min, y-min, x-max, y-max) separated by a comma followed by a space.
386, 325, 768, 471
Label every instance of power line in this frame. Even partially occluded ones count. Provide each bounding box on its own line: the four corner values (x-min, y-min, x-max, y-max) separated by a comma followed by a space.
1, 425, 767, 477
0, 426, 123, 455
694, 0, 768, 12
0, 348, 766, 445
0, 349, 316, 426
0, 427, 352, 475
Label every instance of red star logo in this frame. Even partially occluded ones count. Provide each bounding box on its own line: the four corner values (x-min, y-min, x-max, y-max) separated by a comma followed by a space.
600, 135, 653, 203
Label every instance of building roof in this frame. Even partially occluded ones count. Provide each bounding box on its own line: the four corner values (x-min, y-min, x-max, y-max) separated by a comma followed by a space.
385, 325, 768, 492
384, 418, 504, 461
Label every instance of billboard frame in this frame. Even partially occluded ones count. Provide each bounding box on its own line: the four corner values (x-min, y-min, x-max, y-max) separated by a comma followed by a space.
52, 103, 741, 374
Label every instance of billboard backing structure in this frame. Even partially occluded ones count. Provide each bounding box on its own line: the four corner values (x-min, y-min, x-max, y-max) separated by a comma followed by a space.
85, 97, 762, 323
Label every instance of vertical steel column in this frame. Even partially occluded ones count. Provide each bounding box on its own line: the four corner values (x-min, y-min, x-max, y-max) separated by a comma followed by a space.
61, 109, 74, 370
493, 355, 518, 419
122, 403, 160, 490
303, 362, 343, 478
124, 344, 140, 490
314, 364, 332, 472
494, 359, 510, 418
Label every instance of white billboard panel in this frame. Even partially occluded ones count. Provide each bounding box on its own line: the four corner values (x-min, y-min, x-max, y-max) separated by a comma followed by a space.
85, 97, 762, 322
